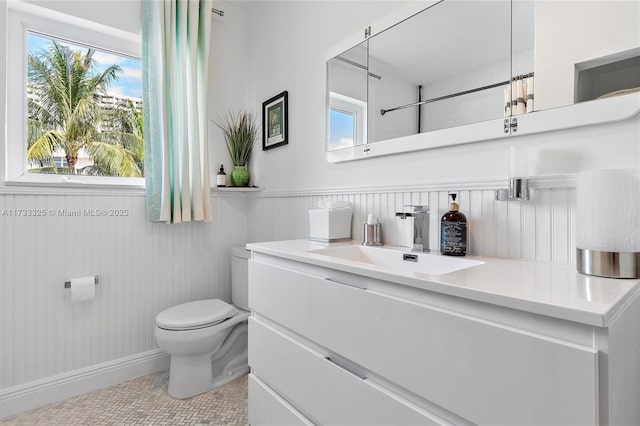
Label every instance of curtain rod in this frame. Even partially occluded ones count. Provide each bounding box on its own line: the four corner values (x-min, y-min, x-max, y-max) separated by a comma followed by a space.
380, 72, 534, 116
212, 7, 224, 17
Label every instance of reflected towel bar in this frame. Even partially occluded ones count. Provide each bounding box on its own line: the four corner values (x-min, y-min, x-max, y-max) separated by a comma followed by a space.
212, 8, 224, 17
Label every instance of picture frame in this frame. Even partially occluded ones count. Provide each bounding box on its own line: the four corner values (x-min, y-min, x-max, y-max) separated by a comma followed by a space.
262, 91, 288, 150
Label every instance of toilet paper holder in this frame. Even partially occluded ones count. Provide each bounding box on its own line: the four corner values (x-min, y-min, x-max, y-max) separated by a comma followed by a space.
64, 275, 99, 288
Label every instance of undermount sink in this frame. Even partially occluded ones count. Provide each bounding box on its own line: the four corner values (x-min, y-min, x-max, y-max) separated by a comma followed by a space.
307, 244, 484, 275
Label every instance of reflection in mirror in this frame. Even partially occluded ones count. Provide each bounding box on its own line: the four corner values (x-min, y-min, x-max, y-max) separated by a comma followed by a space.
328, 94, 367, 150
327, 41, 368, 150
325, 0, 640, 157
510, 0, 535, 115
367, 0, 514, 143
531, 1, 640, 111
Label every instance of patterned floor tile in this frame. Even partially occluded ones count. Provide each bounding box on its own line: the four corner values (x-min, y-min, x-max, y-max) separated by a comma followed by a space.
1, 371, 248, 426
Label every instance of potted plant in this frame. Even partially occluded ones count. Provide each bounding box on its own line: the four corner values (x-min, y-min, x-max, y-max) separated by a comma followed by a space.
216, 111, 259, 186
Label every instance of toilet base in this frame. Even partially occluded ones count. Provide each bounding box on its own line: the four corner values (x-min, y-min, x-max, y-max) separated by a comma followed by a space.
211, 323, 249, 389
168, 352, 214, 399
161, 316, 250, 399
212, 364, 250, 390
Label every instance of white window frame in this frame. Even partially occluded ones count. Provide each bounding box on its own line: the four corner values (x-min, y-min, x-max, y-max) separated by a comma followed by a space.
328, 92, 367, 150
4, 0, 144, 188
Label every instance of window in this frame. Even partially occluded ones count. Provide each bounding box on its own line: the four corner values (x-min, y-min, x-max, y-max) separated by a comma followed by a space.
5, 2, 143, 186
328, 92, 367, 151
53, 157, 69, 168
329, 108, 356, 150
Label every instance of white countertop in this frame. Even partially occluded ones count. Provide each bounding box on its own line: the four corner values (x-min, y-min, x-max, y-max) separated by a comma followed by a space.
246, 239, 640, 327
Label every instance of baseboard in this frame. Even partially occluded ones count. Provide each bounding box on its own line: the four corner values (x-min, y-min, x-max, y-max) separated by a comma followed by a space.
0, 349, 169, 419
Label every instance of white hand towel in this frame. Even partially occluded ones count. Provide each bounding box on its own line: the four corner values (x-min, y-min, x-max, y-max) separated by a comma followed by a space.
526, 76, 534, 113
516, 79, 526, 115
504, 86, 511, 117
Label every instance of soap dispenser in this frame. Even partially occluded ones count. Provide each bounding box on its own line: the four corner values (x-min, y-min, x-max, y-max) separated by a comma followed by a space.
440, 193, 467, 256
216, 165, 226, 187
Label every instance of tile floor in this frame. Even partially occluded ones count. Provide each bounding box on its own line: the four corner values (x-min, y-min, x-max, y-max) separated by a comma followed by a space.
1, 371, 248, 425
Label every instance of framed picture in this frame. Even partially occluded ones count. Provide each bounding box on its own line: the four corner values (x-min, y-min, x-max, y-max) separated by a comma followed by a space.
262, 91, 288, 150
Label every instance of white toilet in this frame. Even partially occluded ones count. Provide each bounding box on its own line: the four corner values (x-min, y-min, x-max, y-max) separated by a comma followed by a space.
155, 247, 251, 399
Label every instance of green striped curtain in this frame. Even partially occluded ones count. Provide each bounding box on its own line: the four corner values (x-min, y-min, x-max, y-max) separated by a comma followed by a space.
142, 0, 212, 223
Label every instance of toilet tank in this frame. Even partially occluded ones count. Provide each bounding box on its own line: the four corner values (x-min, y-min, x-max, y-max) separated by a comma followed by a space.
231, 247, 250, 310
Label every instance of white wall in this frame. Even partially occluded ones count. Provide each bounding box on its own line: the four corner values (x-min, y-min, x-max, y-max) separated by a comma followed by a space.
246, 1, 640, 193
208, 0, 253, 182
534, 0, 640, 110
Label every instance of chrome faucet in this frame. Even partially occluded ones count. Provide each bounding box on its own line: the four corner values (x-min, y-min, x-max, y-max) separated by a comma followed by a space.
395, 205, 430, 252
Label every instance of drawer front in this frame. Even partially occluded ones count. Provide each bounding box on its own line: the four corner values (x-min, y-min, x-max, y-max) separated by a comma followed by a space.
248, 374, 312, 426
249, 260, 599, 425
249, 317, 443, 426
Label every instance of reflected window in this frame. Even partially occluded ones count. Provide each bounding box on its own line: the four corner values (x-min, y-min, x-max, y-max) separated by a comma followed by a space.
329, 109, 355, 150
328, 92, 367, 150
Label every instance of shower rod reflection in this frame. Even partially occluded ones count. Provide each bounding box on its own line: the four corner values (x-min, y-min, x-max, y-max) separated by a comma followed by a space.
381, 72, 534, 116
212, 7, 224, 17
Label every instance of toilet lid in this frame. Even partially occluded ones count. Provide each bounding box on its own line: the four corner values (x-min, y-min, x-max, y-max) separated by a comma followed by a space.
156, 299, 237, 330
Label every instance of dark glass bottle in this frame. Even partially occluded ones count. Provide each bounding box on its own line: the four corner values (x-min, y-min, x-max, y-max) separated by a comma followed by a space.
216, 165, 226, 187
440, 193, 467, 256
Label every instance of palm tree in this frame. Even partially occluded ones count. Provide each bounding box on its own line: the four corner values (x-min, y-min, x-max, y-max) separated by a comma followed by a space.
27, 42, 143, 177
79, 99, 144, 176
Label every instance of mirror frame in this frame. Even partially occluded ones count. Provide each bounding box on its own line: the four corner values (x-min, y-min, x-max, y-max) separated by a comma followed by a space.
325, 1, 640, 163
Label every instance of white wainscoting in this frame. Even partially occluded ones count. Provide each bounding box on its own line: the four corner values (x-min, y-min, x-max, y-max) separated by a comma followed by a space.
248, 185, 576, 265
0, 182, 577, 417
0, 191, 249, 416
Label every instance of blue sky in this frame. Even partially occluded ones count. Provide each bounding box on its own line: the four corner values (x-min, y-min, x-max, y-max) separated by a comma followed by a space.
329, 109, 355, 149
28, 32, 143, 99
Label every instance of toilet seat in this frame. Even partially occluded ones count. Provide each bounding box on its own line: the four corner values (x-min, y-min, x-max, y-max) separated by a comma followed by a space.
156, 299, 237, 331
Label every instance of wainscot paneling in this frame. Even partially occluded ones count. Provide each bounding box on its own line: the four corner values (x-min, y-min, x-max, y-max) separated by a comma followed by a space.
247, 186, 576, 265
0, 192, 249, 403
0, 182, 577, 417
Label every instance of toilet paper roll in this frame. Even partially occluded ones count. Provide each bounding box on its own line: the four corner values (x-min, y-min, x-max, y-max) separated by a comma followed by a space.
576, 168, 640, 253
70, 276, 96, 303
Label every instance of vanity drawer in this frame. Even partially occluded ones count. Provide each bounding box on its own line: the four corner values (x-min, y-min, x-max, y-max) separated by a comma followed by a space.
249, 259, 599, 425
248, 374, 312, 426
249, 317, 444, 426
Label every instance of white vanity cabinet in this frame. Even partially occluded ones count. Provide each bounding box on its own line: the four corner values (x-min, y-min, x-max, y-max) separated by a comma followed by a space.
247, 242, 640, 426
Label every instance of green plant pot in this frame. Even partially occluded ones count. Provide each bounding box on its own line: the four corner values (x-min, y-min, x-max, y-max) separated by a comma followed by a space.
231, 165, 250, 186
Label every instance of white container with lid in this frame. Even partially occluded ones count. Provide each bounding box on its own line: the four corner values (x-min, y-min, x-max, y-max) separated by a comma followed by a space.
309, 200, 352, 243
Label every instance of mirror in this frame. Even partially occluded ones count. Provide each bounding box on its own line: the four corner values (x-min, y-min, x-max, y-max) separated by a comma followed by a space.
326, 0, 640, 158
327, 41, 368, 150
528, 0, 640, 111
368, 1, 512, 142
